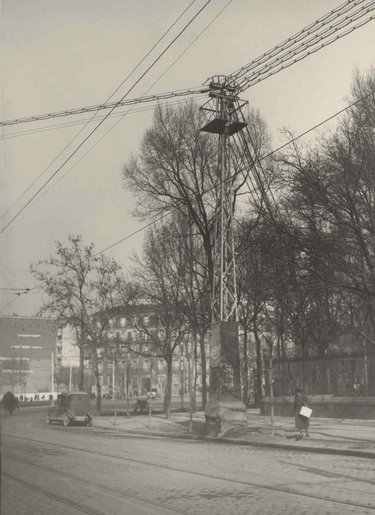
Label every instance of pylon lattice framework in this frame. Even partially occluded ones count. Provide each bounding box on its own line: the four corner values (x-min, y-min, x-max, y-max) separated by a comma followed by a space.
200, 76, 248, 323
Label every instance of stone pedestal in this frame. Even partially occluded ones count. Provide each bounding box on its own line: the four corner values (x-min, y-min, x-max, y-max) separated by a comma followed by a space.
205, 321, 247, 436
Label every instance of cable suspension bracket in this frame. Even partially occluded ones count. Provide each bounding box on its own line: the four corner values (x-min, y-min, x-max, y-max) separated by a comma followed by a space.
199, 76, 249, 323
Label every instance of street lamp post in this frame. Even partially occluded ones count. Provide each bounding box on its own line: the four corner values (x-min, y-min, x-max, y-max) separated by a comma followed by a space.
148, 360, 153, 429
51, 352, 55, 404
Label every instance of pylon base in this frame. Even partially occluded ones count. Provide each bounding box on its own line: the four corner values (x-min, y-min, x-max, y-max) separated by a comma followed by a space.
205, 397, 247, 436
204, 321, 247, 436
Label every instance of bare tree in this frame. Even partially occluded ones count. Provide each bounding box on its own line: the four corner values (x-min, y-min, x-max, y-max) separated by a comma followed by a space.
278, 68, 375, 353
123, 101, 271, 403
30, 235, 131, 411
133, 221, 190, 418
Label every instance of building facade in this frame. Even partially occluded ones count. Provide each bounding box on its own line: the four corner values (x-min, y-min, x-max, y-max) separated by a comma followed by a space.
0, 315, 58, 396
99, 305, 206, 399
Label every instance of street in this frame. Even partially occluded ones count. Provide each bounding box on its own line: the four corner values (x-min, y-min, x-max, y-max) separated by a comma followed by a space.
2, 410, 375, 515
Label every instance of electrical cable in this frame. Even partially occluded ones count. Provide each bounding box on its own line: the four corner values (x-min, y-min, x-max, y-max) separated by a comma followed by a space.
0, 96, 206, 218
231, 0, 373, 82
1, 96, 207, 141
0, 288, 31, 292
93, 88, 375, 257
0, 0, 213, 235
0, 87, 207, 128
2, 0, 373, 128
237, 10, 375, 91
237, 110, 283, 221
230, 135, 265, 209
0, 297, 19, 314
5, 0, 232, 220
0, 0, 199, 221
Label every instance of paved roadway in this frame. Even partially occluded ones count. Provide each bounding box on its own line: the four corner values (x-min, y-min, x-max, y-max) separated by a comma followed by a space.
2, 410, 375, 515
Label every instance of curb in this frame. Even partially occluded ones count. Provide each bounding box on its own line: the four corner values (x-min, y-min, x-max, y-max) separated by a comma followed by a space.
93, 425, 375, 459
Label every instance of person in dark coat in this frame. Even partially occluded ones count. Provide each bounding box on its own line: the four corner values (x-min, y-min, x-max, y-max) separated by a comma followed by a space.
293, 387, 310, 440
1, 391, 19, 415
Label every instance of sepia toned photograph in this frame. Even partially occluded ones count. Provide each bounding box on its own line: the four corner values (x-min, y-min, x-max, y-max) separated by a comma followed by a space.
1, 1, 374, 513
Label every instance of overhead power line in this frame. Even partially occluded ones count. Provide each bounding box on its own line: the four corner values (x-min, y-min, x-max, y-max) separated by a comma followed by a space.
0, 87, 208, 128
2, 1, 233, 143
0, 95, 207, 141
2, 0, 374, 128
94, 88, 375, 257
12, 0, 233, 220
0, 0, 213, 236
1, 0, 373, 246
235, 5, 375, 91
0, 0, 200, 223
0, 297, 19, 314
231, 0, 374, 83
0, 288, 31, 291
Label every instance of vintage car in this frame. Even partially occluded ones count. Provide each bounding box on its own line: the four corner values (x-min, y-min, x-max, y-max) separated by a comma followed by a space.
45, 391, 93, 427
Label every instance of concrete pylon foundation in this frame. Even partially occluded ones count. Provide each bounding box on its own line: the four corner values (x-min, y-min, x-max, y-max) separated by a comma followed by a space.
205, 321, 247, 436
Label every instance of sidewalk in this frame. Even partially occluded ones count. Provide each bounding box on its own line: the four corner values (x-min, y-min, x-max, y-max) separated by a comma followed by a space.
92, 408, 375, 459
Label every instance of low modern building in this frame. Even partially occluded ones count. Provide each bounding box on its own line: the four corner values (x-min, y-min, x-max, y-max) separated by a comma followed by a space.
0, 315, 58, 396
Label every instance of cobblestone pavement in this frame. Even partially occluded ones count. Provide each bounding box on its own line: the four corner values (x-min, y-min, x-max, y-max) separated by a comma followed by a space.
2, 411, 375, 515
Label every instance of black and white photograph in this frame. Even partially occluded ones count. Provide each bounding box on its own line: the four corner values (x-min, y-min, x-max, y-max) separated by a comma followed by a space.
1, 1, 375, 513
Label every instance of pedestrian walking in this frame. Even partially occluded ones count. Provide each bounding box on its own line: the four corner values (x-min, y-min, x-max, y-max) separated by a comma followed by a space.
1, 391, 19, 415
293, 387, 310, 440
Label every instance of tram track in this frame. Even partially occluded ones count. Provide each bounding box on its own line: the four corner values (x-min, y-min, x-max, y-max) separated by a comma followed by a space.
4, 432, 375, 512
3, 452, 189, 515
4, 473, 108, 515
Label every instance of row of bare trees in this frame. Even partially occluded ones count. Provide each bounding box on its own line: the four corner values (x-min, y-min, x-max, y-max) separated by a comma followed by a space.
31, 67, 375, 410
122, 67, 375, 403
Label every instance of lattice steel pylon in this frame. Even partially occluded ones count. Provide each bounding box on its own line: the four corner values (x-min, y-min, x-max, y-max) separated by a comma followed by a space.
200, 76, 248, 322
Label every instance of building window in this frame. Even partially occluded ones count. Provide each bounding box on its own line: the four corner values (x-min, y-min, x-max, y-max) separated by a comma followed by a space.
120, 317, 126, 327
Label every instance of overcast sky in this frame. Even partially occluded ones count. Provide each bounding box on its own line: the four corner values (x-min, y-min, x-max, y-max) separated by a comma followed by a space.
1, 0, 374, 316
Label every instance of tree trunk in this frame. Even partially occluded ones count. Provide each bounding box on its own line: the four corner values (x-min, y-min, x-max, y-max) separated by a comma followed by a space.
242, 329, 250, 407
253, 325, 263, 408
191, 329, 197, 412
163, 356, 172, 419
79, 345, 84, 391
199, 332, 207, 409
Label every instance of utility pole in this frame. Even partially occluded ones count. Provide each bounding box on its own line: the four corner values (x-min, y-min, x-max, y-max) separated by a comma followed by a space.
200, 76, 248, 435
69, 363, 72, 390
180, 343, 184, 411
113, 354, 117, 426
51, 352, 55, 403
148, 360, 153, 429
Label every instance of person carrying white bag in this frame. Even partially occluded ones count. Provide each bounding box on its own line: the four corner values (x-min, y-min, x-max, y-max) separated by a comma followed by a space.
293, 387, 312, 440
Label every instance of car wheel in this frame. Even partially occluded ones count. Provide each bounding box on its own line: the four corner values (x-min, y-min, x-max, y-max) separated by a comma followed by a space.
63, 414, 70, 427
45, 414, 51, 425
